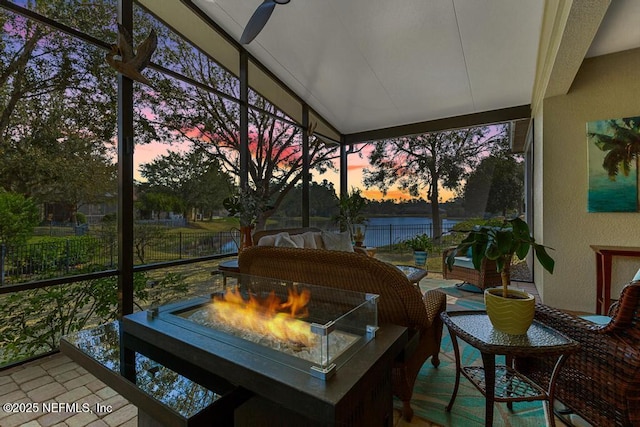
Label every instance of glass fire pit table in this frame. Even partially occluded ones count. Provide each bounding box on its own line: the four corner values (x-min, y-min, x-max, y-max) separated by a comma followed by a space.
441, 311, 580, 427
62, 273, 408, 426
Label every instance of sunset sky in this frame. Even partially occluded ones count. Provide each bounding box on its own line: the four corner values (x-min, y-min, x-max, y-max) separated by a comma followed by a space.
133, 140, 455, 202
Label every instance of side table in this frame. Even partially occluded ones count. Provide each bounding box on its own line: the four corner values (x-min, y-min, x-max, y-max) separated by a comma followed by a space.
354, 246, 377, 257
441, 311, 579, 427
214, 259, 240, 288
590, 245, 640, 314
395, 265, 428, 288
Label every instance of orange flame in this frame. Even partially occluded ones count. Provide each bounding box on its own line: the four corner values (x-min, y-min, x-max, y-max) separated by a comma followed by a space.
211, 287, 314, 347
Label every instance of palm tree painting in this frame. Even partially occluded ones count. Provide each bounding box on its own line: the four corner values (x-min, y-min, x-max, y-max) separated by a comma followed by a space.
587, 116, 640, 212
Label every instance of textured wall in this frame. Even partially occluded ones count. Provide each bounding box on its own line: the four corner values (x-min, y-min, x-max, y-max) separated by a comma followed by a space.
535, 48, 640, 312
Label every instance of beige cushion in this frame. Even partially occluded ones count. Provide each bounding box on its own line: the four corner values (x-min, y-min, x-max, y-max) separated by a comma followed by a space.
312, 232, 324, 249
274, 232, 298, 248
321, 231, 354, 252
290, 233, 305, 247
291, 231, 318, 249
257, 235, 277, 246
259, 232, 295, 247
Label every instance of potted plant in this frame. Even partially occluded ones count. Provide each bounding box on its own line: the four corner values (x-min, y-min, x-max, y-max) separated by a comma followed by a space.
446, 217, 554, 334
223, 187, 270, 250
352, 224, 366, 247
402, 233, 433, 267
332, 188, 368, 245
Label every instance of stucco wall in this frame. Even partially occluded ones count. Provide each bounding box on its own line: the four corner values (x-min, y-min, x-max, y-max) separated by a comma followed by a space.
536, 48, 640, 312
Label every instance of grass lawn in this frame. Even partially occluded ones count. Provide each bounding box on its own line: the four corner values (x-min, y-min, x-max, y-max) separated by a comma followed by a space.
163, 217, 240, 234
376, 248, 445, 274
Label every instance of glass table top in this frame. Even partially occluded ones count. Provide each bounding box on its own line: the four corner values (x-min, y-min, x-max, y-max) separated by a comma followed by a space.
442, 311, 578, 354
62, 321, 221, 418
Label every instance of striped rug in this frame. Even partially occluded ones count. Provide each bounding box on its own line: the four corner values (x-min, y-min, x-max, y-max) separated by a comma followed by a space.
402, 284, 548, 427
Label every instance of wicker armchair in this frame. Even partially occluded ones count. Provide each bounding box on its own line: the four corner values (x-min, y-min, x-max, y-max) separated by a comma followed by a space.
238, 246, 447, 421
514, 281, 640, 426
441, 247, 502, 291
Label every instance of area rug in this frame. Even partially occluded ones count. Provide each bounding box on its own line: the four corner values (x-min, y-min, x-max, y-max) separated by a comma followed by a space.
400, 284, 548, 427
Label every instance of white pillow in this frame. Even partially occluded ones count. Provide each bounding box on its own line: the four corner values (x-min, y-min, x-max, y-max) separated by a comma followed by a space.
290, 233, 305, 247
321, 231, 354, 252
312, 232, 324, 249
633, 267, 640, 281
296, 231, 318, 249
275, 232, 298, 248
257, 235, 277, 246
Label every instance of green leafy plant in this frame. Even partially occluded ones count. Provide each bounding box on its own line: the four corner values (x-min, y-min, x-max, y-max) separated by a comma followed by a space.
402, 233, 433, 251
446, 217, 554, 297
332, 188, 368, 234
0, 191, 39, 249
223, 187, 271, 227
0, 270, 187, 365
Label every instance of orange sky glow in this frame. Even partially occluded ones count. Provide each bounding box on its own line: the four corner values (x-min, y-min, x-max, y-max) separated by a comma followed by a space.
133, 140, 455, 202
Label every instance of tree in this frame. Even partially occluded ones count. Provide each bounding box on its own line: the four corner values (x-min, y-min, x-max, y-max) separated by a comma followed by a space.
0, 191, 39, 249
463, 153, 524, 217
5, 129, 117, 223
136, 191, 184, 220
138, 148, 234, 220
0, 2, 127, 217
0, 2, 159, 218
277, 179, 339, 218
363, 125, 508, 240
137, 22, 344, 230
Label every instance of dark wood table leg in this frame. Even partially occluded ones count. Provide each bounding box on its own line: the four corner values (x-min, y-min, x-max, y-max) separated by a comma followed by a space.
595, 252, 604, 314
445, 326, 461, 412
481, 352, 496, 427
602, 253, 613, 315
505, 355, 514, 411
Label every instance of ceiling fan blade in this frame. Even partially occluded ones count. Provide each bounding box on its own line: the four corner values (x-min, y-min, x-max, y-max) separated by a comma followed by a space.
240, 1, 277, 44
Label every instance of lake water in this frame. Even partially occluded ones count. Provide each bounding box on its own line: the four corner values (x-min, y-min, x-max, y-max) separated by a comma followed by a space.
227, 217, 460, 251
362, 217, 460, 247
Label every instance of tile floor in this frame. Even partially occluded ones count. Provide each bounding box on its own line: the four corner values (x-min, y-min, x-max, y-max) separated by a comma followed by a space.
0, 351, 435, 427
0, 352, 135, 427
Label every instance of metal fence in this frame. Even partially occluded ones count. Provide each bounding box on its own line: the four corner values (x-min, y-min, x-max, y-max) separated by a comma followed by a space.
0, 230, 239, 285
360, 222, 457, 249
1, 223, 463, 285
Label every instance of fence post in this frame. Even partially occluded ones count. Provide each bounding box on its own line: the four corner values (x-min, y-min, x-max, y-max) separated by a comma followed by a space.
388, 225, 393, 252
1, 244, 5, 286
110, 237, 114, 267
65, 239, 70, 273
179, 232, 183, 259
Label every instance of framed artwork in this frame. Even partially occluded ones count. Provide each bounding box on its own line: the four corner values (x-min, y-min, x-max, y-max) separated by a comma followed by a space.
587, 116, 640, 212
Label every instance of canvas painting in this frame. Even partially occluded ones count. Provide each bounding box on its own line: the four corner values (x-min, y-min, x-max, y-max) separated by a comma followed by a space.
587, 116, 640, 213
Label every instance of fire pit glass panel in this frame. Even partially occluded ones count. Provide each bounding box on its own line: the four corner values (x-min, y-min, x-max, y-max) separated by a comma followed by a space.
149, 274, 378, 379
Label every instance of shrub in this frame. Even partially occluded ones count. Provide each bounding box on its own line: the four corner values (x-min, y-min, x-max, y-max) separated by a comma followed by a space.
0, 269, 188, 365
402, 234, 433, 251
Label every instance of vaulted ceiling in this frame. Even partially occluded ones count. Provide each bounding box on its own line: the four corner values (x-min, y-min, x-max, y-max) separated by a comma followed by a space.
141, 0, 640, 142
191, 0, 544, 135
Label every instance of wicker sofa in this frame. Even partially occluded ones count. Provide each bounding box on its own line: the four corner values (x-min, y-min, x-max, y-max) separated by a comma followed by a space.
514, 281, 640, 426
238, 245, 447, 421
441, 246, 502, 291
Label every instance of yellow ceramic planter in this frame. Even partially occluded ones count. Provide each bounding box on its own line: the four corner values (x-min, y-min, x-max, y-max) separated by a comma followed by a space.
484, 288, 535, 335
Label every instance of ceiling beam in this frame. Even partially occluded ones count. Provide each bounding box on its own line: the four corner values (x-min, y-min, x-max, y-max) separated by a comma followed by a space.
343, 105, 531, 144
531, 0, 611, 113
